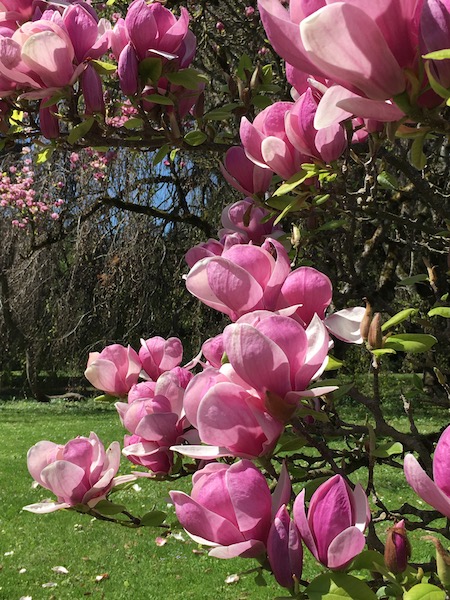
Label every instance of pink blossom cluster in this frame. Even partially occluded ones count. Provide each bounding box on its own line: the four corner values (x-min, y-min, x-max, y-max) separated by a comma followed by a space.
0, 152, 63, 227
106, 99, 139, 129
0, 0, 200, 138
256, 0, 450, 141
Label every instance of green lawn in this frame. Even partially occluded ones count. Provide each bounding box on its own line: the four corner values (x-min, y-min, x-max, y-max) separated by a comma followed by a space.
0, 382, 449, 599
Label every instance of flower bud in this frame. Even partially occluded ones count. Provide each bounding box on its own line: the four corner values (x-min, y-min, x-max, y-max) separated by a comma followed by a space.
384, 520, 411, 574
359, 298, 372, 341
367, 312, 383, 350
423, 536, 450, 588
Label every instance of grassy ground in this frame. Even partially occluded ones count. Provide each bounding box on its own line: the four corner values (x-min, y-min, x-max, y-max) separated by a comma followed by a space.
1, 374, 449, 600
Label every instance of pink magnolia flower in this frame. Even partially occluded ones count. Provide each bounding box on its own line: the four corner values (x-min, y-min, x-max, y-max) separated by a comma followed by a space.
257, 0, 420, 125
223, 311, 332, 404
404, 424, 450, 518
24, 432, 134, 513
175, 363, 284, 460
117, 371, 192, 474
268, 505, 303, 590
139, 336, 183, 381
170, 460, 290, 558
218, 199, 283, 245
293, 474, 370, 569
240, 102, 308, 180
185, 237, 366, 342
286, 87, 346, 163
220, 146, 273, 196
84, 343, 142, 397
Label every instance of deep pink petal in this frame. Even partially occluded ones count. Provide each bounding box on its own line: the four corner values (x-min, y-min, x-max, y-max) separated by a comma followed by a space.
278, 267, 332, 326
405, 453, 450, 519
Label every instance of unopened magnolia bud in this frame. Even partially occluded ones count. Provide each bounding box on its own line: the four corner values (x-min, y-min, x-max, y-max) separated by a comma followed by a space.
359, 298, 373, 341
250, 65, 262, 91
367, 313, 383, 350
291, 225, 301, 248
384, 520, 411, 574
423, 536, 450, 588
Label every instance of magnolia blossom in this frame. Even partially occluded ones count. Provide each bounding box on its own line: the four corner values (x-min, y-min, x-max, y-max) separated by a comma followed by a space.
420, 0, 450, 90
24, 432, 134, 513
220, 146, 273, 196
185, 237, 365, 342
139, 336, 183, 381
268, 505, 303, 589
174, 363, 284, 460
293, 474, 370, 569
84, 343, 142, 397
116, 371, 193, 474
170, 460, 290, 558
256, 0, 426, 125
404, 424, 450, 519
240, 102, 308, 179
218, 199, 283, 244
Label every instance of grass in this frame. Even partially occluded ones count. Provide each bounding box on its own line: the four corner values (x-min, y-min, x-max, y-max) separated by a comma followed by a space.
1, 373, 449, 599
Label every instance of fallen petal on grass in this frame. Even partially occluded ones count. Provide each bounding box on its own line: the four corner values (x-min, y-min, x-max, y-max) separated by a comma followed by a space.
52, 566, 69, 574
225, 574, 240, 584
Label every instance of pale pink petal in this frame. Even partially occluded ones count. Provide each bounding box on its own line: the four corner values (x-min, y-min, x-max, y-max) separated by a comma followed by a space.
23, 501, 70, 513
170, 444, 234, 459
295, 315, 330, 389
325, 306, 366, 344
327, 526, 366, 569
224, 323, 291, 397
404, 454, 450, 519
208, 539, 266, 558
336, 97, 405, 121
300, 3, 405, 100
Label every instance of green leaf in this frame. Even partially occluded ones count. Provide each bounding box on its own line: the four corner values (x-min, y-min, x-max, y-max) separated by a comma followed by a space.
424, 61, 450, 100
152, 143, 170, 166
123, 117, 144, 130
273, 199, 298, 225
237, 53, 252, 80
41, 93, 65, 108
348, 550, 386, 572
276, 436, 307, 455
184, 131, 207, 146
377, 171, 400, 190
254, 572, 267, 587
397, 274, 428, 286
90, 59, 117, 76
93, 394, 117, 403
372, 441, 403, 458
169, 148, 179, 161
272, 170, 311, 197
324, 355, 344, 371
382, 308, 418, 331
404, 583, 446, 600
139, 57, 162, 83
204, 103, 241, 120
371, 348, 397, 357
296, 406, 329, 422
67, 117, 94, 144
166, 69, 208, 90
423, 49, 450, 61
140, 510, 167, 527
384, 334, 437, 354
144, 94, 174, 106
306, 572, 377, 600
261, 64, 273, 84
428, 307, 450, 318
94, 500, 126, 516
252, 95, 273, 110
409, 134, 427, 170
315, 219, 347, 232
312, 193, 330, 206
36, 145, 55, 164
331, 383, 354, 400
